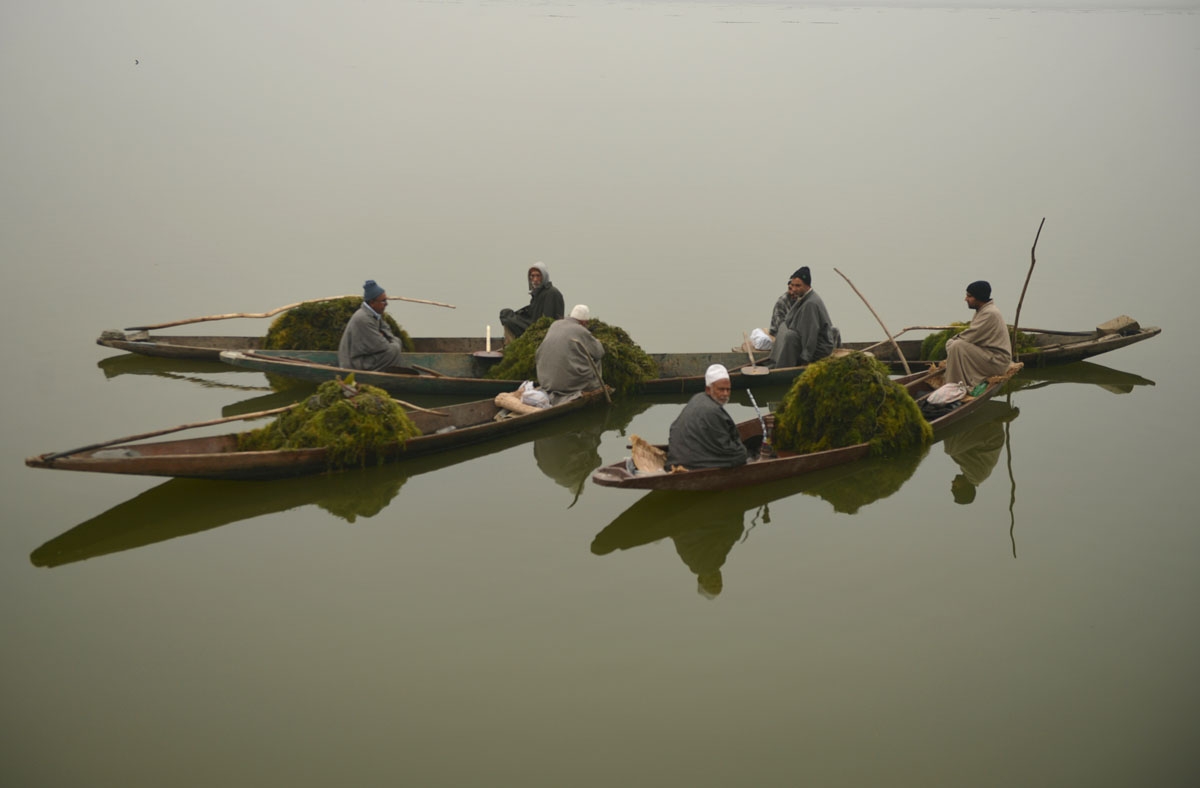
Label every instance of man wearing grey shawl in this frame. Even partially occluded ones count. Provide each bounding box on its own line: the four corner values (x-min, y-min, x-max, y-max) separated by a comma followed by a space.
337, 280, 405, 371
500, 263, 565, 340
666, 365, 749, 470
535, 305, 605, 405
945, 280, 1012, 386
767, 266, 841, 368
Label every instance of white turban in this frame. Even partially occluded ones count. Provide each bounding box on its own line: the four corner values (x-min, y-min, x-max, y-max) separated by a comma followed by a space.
569, 304, 590, 321
704, 364, 730, 386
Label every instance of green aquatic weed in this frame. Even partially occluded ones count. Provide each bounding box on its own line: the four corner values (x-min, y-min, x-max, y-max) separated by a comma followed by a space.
237, 376, 422, 470
771, 352, 933, 457
263, 297, 413, 351
484, 316, 658, 397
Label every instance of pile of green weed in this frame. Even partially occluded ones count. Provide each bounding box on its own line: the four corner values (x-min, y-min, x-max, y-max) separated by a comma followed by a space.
484, 316, 658, 397
263, 297, 413, 351
772, 352, 932, 457
237, 375, 421, 469
920, 322, 1037, 361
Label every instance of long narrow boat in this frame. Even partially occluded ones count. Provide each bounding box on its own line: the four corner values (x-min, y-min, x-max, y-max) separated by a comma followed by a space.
216, 317, 1158, 397
96, 332, 506, 361
25, 389, 607, 481
590, 367, 1019, 492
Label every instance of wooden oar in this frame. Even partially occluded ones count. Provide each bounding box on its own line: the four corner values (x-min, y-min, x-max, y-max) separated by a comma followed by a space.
573, 338, 612, 404
126, 294, 456, 331
833, 268, 911, 375
42, 405, 300, 461
1010, 217, 1046, 359
741, 332, 769, 376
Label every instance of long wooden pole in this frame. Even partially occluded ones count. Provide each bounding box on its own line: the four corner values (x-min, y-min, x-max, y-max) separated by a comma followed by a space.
833, 268, 911, 375
573, 338, 612, 403
1010, 217, 1046, 360
43, 405, 299, 461
126, 294, 456, 331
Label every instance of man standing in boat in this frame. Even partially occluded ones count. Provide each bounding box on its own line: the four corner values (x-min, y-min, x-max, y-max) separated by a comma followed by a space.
535, 305, 605, 405
945, 280, 1012, 387
767, 266, 841, 368
337, 279, 406, 371
666, 365, 750, 470
500, 263, 565, 340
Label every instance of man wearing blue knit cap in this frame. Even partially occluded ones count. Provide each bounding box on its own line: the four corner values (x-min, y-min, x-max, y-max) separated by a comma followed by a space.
337, 280, 406, 370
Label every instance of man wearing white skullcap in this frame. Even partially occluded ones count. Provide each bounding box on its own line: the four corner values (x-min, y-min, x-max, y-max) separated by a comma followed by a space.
535, 304, 605, 404
666, 364, 748, 469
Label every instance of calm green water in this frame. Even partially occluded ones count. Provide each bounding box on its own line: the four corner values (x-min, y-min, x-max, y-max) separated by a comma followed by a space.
3, 2, 1197, 786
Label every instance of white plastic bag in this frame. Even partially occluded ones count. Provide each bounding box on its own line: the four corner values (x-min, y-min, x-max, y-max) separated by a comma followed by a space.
520, 383, 551, 409
749, 328, 773, 350
927, 381, 968, 405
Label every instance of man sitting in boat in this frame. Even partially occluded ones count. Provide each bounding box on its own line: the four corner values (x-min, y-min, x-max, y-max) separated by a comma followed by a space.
666, 365, 750, 470
766, 271, 805, 345
945, 280, 1012, 387
500, 262, 565, 340
535, 305, 605, 405
337, 279, 406, 371
766, 266, 841, 368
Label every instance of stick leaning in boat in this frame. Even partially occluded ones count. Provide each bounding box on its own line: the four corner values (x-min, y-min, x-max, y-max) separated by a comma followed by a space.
125, 294, 456, 331
38, 394, 449, 462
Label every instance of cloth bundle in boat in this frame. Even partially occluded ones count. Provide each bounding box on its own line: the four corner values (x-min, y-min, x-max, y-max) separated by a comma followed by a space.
494, 382, 555, 415
749, 328, 773, 350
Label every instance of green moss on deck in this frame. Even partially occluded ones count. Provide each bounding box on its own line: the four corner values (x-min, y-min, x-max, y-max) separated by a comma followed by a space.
263, 297, 413, 351
771, 352, 933, 457
484, 316, 658, 397
237, 376, 421, 469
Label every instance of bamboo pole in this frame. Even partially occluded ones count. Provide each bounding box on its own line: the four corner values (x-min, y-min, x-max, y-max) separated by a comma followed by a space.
43, 405, 299, 461
1010, 217, 1046, 359
126, 294, 456, 331
833, 268, 911, 375
573, 338, 612, 403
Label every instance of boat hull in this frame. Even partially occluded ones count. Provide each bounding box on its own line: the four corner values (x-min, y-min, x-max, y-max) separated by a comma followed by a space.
26, 391, 606, 481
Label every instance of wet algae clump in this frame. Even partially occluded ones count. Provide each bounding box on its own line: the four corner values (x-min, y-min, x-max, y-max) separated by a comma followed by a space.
771, 352, 933, 457
920, 322, 1037, 361
262, 297, 414, 351
237, 376, 422, 470
484, 316, 658, 397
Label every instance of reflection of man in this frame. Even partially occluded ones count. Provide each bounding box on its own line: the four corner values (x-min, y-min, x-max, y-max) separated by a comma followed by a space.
533, 427, 603, 498
767, 266, 840, 368
535, 305, 605, 404
667, 365, 748, 470
337, 279, 405, 371
945, 280, 1012, 387
672, 517, 744, 599
944, 415, 1007, 505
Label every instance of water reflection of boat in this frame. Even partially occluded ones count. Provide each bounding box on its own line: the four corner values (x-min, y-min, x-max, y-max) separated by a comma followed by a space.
97, 354, 271, 392
31, 405, 627, 568
592, 400, 1022, 595
533, 398, 654, 504
1006, 360, 1155, 395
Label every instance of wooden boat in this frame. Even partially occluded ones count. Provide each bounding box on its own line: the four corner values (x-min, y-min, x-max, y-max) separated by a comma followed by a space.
216, 317, 1158, 397
590, 367, 1019, 492
25, 389, 607, 481
218, 345, 930, 397
96, 331, 506, 361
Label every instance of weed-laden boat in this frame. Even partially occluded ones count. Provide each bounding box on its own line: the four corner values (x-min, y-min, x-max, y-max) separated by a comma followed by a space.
215, 317, 1158, 397
25, 390, 608, 481
96, 331, 505, 361
590, 367, 1020, 492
